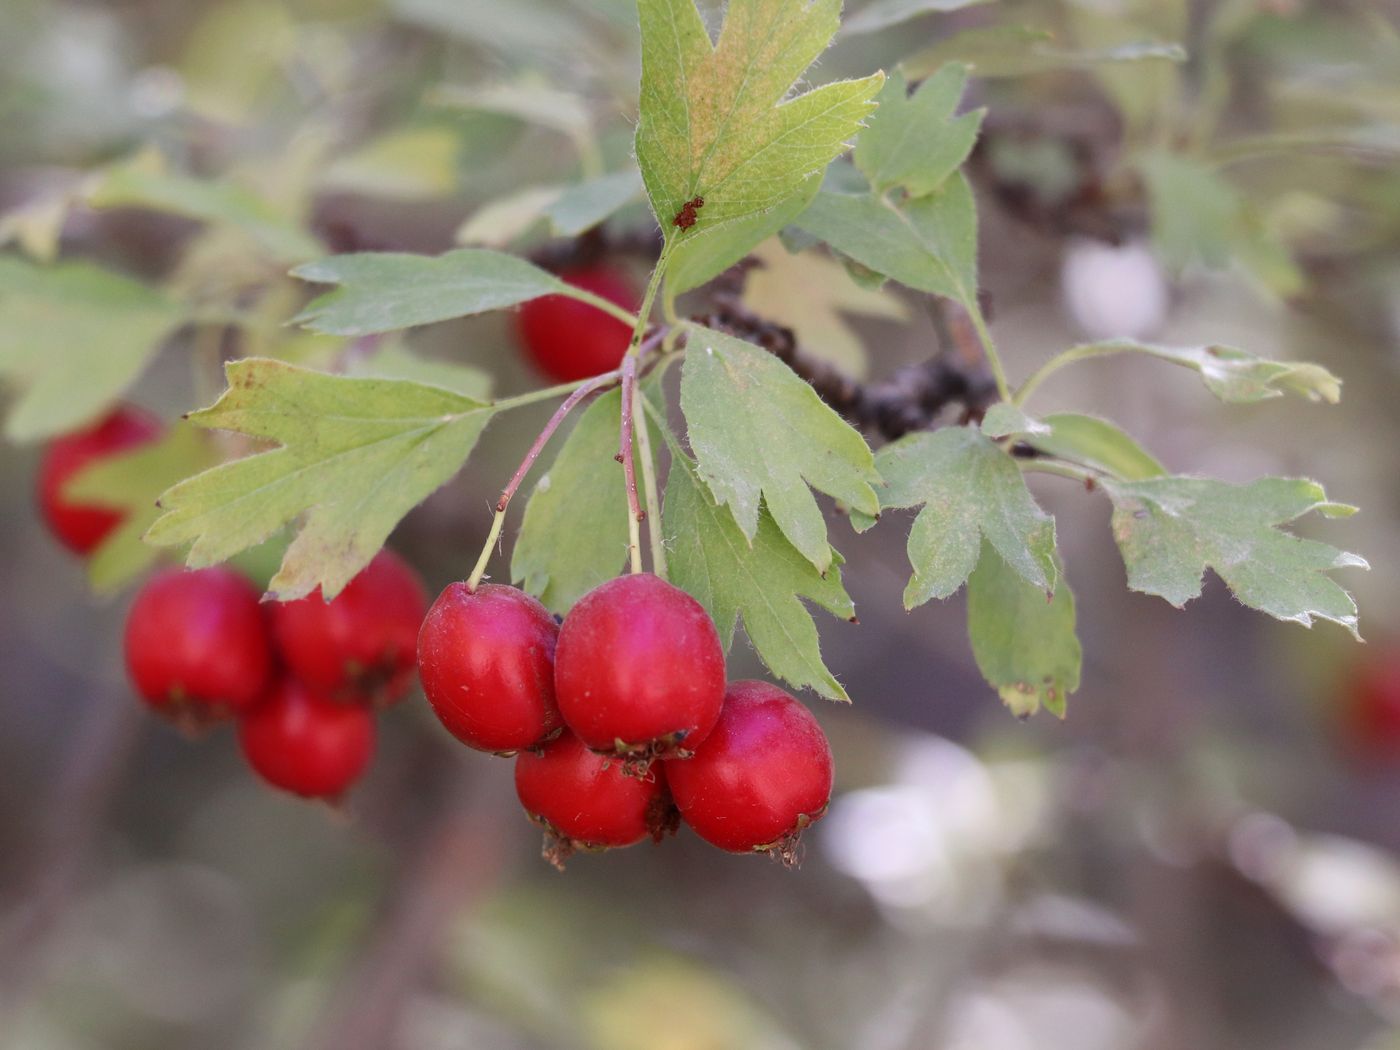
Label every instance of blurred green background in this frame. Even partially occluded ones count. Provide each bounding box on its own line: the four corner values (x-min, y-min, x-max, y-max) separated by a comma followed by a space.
3, 1, 1400, 1047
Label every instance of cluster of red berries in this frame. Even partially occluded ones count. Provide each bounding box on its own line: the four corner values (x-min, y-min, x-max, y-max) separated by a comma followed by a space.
124, 551, 427, 798
418, 572, 835, 867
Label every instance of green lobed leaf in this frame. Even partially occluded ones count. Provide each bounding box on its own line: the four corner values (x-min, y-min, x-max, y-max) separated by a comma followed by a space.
1104, 475, 1367, 637
664, 451, 854, 701
981, 402, 1050, 439
844, 0, 994, 35
512, 389, 633, 614
64, 423, 218, 594
679, 326, 880, 574
794, 171, 978, 305
291, 250, 565, 336
1030, 413, 1166, 481
1052, 339, 1342, 404
634, 0, 883, 252
0, 258, 187, 442
854, 66, 984, 198
967, 542, 1080, 718
862, 426, 1057, 606
146, 359, 499, 600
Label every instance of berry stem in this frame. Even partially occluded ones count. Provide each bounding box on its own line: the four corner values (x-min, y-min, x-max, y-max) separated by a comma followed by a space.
467, 370, 621, 592
619, 354, 644, 575
633, 377, 667, 579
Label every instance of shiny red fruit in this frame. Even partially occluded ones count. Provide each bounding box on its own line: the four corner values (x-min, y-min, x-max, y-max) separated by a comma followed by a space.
270, 550, 428, 705
418, 582, 563, 753
124, 566, 273, 723
514, 731, 674, 865
38, 405, 161, 555
1346, 654, 1400, 758
238, 678, 376, 799
665, 680, 833, 859
515, 266, 638, 382
554, 573, 725, 761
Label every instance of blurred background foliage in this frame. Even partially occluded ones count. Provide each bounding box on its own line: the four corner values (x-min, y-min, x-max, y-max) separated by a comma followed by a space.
2, 0, 1400, 1048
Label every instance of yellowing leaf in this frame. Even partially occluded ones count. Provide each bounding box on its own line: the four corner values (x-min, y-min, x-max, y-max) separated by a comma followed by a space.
635, 0, 883, 250
743, 240, 908, 377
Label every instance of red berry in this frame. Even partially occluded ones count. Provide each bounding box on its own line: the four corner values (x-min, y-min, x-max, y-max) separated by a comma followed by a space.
665, 680, 833, 862
418, 582, 563, 753
515, 266, 638, 382
270, 550, 428, 705
1346, 654, 1400, 758
238, 678, 376, 799
124, 566, 273, 723
514, 731, 675, 867
554, 573, 725, 763
38, 405, 161, 555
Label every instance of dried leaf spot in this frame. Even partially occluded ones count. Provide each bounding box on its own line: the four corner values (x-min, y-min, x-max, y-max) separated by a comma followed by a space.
673, 196, 705, 230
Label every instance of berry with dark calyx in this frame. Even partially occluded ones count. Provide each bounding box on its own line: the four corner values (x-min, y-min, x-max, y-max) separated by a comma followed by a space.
514, 731, 677, 869
554, 573, 725, 769
238, 678, 376, 800
418, 582, 563, 754
665, 680, 834, 866
515, 266, 638, 383
270, 550, 428, 706
38, 405, 161, 555
124, 566, 274, 726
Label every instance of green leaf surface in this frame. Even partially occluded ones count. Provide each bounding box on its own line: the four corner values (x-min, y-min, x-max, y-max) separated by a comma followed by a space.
664, 452, 854, 700
146, 359, 498, 600
981, 402, 1050, 438
546, 171, 646, 237
1030, 413, 1165, 481
65, 423, 218, 594
1104, 475, 1366, 636
512, 390, 632, 614
680, 326, 880, 573
664, 179, 821, 295
634, 0, 883, 251
854, 66, 983, 197
844, 0, 993, 34
864, 426, 1057, 606
0, 258, 187, 442
794, 172, 978, 304
967, 542, 1080, 718
291, 250, 565, 336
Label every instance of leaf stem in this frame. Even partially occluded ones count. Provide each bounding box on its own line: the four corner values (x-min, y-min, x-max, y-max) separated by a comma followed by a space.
964, 298, 1012, 403
466, 370, 621, 591
618, 355, 644, 575
1012, 342, 1130, 407
1018, 458, 1103, 485
556, 286, 640, 329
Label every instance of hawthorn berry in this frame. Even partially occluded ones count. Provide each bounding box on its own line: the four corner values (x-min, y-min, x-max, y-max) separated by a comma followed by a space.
665, 680, 833, 862
515, 266, 638, 382
37, 404, 161, 555
270, 550, 428, 705
514, 731, 675, 867
554, 573, 725, 764
417, 582, 563, 753
238, 678, 376, 799
1345, 653, 1400, 759
124, 566, 273, 724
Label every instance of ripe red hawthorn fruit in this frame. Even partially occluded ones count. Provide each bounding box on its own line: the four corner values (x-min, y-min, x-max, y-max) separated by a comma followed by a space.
554, 573, 725, 765
1345, 653, 1400, 759
270, 550, 428, 706
238, 678, 376, 800
417, 582, 563, 754
37, 404, 161, 555
124, 566, 273, 725
514, 731, 676, 868
515, 266, 638, 383
665, 680, 834, 865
